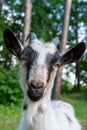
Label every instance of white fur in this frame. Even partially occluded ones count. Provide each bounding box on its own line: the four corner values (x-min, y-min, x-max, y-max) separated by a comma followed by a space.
18, 97, 81, 130
18, 40, 82, 130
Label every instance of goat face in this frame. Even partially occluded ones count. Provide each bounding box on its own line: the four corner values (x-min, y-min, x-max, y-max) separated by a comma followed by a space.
22, 42, 60, 101
3, 28, 85, 102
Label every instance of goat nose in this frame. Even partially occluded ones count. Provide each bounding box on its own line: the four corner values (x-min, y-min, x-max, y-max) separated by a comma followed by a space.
31, 80, 44, 89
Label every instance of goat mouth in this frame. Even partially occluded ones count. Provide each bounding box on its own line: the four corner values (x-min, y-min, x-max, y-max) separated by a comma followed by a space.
27, 85, 44, 102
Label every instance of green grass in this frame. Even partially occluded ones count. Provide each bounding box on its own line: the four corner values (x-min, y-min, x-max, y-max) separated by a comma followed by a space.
0, 92, 87, 130
60, 92, 87, 130
0, 104, 21, 130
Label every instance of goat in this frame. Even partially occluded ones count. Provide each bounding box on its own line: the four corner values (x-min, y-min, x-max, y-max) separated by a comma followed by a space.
3, 28, 85, 130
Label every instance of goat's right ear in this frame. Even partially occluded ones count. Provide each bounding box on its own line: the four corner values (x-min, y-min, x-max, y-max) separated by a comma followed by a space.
3, 28, 23, 59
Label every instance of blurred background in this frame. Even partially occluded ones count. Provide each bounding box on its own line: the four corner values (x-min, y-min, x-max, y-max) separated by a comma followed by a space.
0, 0, 87, 130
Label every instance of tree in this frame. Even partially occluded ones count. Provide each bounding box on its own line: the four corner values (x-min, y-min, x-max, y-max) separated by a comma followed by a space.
52, 0, 72, 99
22, 0, 32, 45
74, 0, 81, 92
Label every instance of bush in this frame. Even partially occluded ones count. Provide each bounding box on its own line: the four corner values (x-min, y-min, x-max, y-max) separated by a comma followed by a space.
0, 65, 23, 105
62, 79, 73, 93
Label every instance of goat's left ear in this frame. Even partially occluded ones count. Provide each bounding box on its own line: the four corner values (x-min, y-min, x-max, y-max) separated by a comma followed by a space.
60, 42, 86, 66
3, 28, 23, 59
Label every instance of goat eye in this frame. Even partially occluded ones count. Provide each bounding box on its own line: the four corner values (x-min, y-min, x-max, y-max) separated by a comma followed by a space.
54, 62, 60, 68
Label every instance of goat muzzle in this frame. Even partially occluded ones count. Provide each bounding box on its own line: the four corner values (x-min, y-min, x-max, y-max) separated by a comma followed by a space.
27, 81, 45, 101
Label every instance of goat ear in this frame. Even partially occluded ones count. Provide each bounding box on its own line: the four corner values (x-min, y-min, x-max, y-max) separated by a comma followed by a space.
3, 28, 23, 59
60, 42, 86, 66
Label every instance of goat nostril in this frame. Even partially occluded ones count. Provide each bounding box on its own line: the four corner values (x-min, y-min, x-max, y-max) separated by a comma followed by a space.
31, 81, 44, 89
31, 81, 36, 89
38, 83, 44, 89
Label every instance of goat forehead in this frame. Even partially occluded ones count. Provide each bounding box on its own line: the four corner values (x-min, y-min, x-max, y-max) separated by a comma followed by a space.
29, 39, 57, 65
30, 39, 57, 54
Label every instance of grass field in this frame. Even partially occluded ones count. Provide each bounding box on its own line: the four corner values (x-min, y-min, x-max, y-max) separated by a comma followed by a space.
0, 104, 20, 130
61, 92, 87, 130
0, 92, 87, 130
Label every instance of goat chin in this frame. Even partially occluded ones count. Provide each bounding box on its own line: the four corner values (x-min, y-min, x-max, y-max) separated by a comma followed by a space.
18, 95, 81, 130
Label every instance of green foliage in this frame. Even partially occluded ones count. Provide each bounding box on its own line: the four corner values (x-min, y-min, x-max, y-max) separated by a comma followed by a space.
31, 0, 65, 41
80, 60, 87, 85
0, 66, 23, 105
62, 79, 74, 93
0, 104, 20, 130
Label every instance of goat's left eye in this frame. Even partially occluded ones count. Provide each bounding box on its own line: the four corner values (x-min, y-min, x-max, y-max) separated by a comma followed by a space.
54, 62, 60, 68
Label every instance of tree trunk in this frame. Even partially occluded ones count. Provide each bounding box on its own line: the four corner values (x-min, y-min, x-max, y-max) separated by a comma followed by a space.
22, 0, 32, 45
52, 68, 63, 99
75, 0, 81, 92
52, 0, 72, 100
75, 61, 81, 92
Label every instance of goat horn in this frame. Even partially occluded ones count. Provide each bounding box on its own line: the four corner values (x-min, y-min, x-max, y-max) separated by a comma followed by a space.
51, 37, 60, 46
26, 32, 37, 42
